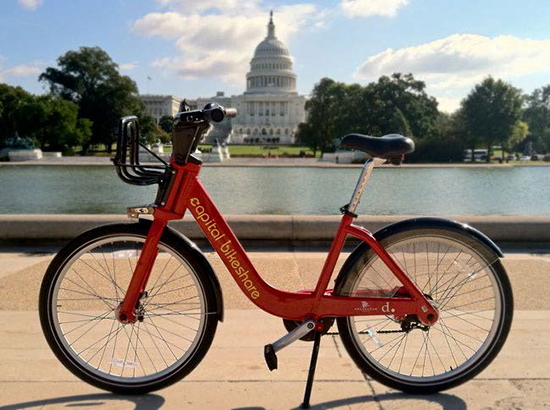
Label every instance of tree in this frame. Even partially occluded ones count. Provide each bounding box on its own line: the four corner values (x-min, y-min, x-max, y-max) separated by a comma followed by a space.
523, 85, 550, 153
39, 46, 144, 153
158, 115, 174, 134
296, 122, 318, 156
365, 73, 439, 138
140, 114, 170, 145
0, 84, 33, 147
297, 74, 440, 157
18, 95, 92, 152
297, 78, 341, 153
506, 121, 529, 159
449, 107, 480, 162
385, 108, 412, 136
407, 112, 465, 163
0, 84, 90, 152
461, 77, 524, 162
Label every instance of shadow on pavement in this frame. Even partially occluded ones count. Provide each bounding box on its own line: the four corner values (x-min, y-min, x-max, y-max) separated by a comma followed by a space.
0, 391, 465, 410
0, 393, 165, 410
308, 392, 466, 410
234, 391, 466, 410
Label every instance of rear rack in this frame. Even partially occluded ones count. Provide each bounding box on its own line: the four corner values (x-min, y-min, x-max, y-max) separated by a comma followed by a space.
113, 116, 170, 186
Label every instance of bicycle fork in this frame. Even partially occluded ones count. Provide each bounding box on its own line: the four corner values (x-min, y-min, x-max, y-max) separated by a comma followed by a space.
115, 218, 167, 323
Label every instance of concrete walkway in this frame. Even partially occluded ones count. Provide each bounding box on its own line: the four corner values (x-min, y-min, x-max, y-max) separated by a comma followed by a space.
0, 248, 549, 409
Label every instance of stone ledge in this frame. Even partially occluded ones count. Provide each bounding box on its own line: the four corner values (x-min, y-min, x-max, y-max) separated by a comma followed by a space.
1, 214, 550, 243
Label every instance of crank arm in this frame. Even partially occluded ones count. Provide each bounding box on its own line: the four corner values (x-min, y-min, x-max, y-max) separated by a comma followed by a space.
264, 319, 316, 371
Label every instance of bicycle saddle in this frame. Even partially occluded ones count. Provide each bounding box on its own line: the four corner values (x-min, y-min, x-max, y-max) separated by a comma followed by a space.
341, 134, 415, 161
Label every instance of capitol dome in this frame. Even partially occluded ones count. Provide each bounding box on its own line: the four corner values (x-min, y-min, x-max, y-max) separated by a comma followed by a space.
245, 12, 297, 94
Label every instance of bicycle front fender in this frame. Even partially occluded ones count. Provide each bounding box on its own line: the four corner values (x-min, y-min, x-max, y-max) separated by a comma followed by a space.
337, 217, 504, 287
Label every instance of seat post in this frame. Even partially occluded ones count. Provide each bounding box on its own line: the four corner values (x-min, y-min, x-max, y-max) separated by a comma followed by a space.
348, 158, 376, 214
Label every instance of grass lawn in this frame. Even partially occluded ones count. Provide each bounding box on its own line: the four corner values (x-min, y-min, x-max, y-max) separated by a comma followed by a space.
84, 144, 318, 158
199, 144, 320, 157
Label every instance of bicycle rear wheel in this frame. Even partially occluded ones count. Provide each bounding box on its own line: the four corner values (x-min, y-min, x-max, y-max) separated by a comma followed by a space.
39, 223, 219, 394
335, 228, 513, 393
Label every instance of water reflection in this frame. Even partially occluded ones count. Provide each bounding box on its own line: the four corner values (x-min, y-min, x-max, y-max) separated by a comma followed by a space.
0, 165, 549, 216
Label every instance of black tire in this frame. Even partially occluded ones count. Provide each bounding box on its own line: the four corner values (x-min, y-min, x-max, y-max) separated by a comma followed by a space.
39, 222, 219, 394
335, 228, 513, 394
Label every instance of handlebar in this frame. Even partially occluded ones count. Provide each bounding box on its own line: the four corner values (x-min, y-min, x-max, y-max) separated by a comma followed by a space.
171, 102, 237, 166
175, 103, 238, 124
224, 107, 238, 119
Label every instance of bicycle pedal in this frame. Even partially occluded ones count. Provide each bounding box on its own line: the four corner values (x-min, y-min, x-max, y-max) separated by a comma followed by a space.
264, 344, 278, 371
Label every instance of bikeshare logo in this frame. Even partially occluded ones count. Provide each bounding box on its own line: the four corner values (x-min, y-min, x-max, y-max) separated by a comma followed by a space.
354, 301, 396, 313
355, 301, 376, 312
189, 197, 260, 300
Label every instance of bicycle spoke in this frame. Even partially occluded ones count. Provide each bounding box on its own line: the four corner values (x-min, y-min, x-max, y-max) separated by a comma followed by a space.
64, 275, 115, 310
61, 310, 114, 336
442, 308, 495, 322
48, 236, 209, 383
409, 332, 429, 376
144, 254, 174, 298
76, 257, 126, 297
96, 318, 118, 370
347, 235, 504, 383
152, 312, 200, 333
147, 283, 196, 299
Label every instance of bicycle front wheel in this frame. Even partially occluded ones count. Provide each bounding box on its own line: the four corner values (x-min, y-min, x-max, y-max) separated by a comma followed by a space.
335, 227, 513, 393
39, 223, 219, 394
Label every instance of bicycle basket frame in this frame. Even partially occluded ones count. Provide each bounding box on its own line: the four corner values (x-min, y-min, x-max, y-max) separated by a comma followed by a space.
113, 116, 170, 186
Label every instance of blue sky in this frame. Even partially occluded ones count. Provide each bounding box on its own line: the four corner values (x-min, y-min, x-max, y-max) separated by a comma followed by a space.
1, 0, 550, 112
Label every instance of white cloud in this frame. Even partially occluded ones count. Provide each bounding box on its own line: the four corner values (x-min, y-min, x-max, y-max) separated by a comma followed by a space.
134, 1, 325, 84
340, 0, 409, 18
18, 0, 43, 11
119, 62, 138, 71
436, 97, 462, 114
355, 34, 550, 112
0, 63, 41, 81
155, 0, 260, 13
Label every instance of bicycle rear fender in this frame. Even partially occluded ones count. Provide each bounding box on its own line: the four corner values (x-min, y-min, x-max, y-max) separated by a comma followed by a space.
138, 219, 225, 322
336, 217, 504, 287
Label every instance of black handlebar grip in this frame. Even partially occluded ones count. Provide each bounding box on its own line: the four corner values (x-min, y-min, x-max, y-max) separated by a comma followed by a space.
225, 108, 238, 119
203, 108, 224, 123
211, 108, 224, 122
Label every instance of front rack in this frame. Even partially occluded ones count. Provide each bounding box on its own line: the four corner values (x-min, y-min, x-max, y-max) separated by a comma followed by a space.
113, 116, 170, 186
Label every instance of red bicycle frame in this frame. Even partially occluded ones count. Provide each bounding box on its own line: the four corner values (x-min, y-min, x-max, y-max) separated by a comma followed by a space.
117, 158, 439, 326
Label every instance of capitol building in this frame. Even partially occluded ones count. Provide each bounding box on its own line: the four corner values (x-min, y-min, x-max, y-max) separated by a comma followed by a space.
140, 12, 307, 145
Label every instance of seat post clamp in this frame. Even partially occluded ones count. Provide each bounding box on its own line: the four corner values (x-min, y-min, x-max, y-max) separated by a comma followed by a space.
340, 204, 358, 218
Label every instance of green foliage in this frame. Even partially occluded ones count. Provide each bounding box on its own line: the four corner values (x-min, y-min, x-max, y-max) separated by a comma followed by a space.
39, 46, 144, 152
510, 120, 529, 148
296, 122, 318, 154
0, 84, 90, 152
366, 73, 439, 137
158, 115, 174, 134
406, 112, 465, 163
213, 144, 318, 157
406, 136, 464, 163
461, 77, 524, 161
18, 95, 91, 152
139, 114, 170, 145
523, 85, 550, 152
0, 84, 33, 147
297, 78, 341, 153
386, 108, 412, 137
297, 74, 439, 155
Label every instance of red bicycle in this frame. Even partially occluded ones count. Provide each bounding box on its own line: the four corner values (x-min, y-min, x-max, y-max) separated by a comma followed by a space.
39, 103, 513, 408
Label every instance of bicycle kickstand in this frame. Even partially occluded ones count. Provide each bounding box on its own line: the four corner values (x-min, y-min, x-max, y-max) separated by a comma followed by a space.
301, 330, 322, 409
